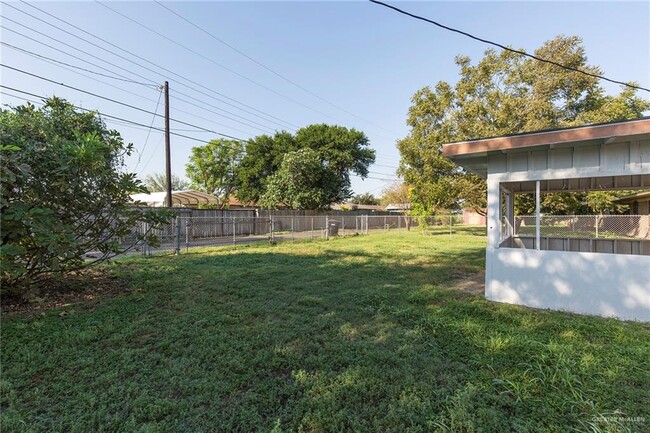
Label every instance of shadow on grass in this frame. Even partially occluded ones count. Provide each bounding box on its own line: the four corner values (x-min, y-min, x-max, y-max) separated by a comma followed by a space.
2, 236, 649, 433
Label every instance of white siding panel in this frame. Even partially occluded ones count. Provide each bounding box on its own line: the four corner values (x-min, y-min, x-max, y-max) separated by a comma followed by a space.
639, 140, 650, 169
603, 142, 630, 170
573, 145, 600, 168
507, 152, 528, 172
530, 150, 548, 171
487, 154, 507, 174
549, 148, 573, 169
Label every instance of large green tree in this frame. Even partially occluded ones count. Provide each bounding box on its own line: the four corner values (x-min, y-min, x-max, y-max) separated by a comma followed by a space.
260, 149, 337, 209
238, 124, 375, 209
235, 132, 297, 204
350, 193, 380, 206
0, 98, 168, 290
186, 139, 244, 208
398, 35, 650, 214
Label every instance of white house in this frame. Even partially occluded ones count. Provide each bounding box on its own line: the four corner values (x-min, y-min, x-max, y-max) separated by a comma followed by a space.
442, 118, 650, 321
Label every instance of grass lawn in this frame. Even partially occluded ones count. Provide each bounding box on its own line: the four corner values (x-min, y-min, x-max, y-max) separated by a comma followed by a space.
2, 228, 649, 432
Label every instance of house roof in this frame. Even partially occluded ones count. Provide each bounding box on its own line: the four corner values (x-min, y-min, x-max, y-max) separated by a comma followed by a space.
442, 117, 650, 157
385, 203, 411, 211
441, 117, 650, 179
131, 191, 258, 208
131, 190, 218, 207
331, 203, 385, 211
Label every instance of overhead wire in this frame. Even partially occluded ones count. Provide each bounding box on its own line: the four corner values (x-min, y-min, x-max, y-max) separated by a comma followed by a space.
1, 41, 154, 87
135, 86, 163, 171
369, 0, 650, 93
0, 86, 215, 144
0, 67, 248, 142
0, 22, 160, 88
8, 45, 261, 136
93, 0, 349, 126
8, 2, 301, 130
153, 0, 402, 136
1, 32, 275, 135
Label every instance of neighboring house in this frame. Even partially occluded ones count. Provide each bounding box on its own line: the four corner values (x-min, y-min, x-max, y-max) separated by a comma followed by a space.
442, 117, 650, 321
462, 208, 487, 225
331, 203, 385, 212
613, 190, 650, 215
385, 203, 411, 214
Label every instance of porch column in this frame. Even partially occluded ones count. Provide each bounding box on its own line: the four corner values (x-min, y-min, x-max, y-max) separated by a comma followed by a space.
535, 180, 541, 250
486, 176, 501, 248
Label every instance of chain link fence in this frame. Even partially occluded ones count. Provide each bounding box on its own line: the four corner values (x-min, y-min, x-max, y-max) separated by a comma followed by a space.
513, 215, 650, 240
122, 214, 467, 256
501, 215, 650, 255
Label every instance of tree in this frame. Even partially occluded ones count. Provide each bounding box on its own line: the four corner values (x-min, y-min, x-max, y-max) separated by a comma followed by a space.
186, 139, 244, 208
398, 35, 650, 214
239, 124, 375, 209
585, 191, 630, 215
143, 172, 190, 192
236, 132, 297, 204
380, 181, 411, 207
260, 149, 335, 209
350, 193, 380, 205
0, 98, 169, 291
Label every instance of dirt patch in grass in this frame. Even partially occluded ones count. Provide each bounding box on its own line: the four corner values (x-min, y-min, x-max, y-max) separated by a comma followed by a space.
453, 271, 485, 295
1, 268, 130, 314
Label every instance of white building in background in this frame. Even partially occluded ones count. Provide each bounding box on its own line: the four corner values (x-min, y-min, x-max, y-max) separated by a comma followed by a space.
442, 118, 650, 321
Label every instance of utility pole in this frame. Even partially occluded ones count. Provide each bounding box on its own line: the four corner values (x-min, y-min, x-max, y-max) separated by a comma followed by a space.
164, 81, 172, 208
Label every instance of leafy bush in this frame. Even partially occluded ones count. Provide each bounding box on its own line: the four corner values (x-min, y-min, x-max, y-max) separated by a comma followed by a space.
0, 98, 170, 292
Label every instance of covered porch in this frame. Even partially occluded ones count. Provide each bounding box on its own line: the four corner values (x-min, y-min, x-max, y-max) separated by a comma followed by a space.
443, 118, 650, 321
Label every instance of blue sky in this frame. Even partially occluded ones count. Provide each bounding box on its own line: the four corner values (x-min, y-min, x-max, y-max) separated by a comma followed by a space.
1, 1, 649, 196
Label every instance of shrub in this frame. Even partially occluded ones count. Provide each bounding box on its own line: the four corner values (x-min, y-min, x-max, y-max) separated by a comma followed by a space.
0, 98, 169, 292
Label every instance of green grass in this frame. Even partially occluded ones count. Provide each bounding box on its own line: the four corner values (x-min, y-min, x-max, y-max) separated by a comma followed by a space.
2, 228, 649, 432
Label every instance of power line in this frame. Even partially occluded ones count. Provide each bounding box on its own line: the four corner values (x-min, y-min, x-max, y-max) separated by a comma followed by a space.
93, 1, 348, 126
4, 42, 262, 136
0, 86, 215, 144
1, 65, 248, 142
135, 87, 163, 171
1, 42, 155, 87
9, 2, 301, 130
2, 38, 276, 134
0, 19, 161, 87
0, 22, 159, 88
369, 0, 650, 93
153, 0, 402, 136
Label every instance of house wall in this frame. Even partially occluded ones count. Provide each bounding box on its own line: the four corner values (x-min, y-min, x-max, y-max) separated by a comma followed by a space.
486, 247, 650, 321
463, 209, 487, 226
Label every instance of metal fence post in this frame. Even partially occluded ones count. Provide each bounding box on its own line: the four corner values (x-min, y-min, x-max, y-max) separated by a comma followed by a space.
311, 217, 314, 239
141, 221, 147, 257
185, 217, 189, 252
325, 215, 329, 240
270, 216, 274, 242
233, 217, 236, 246
174, 217, 181, 255
291, 217, 294, 241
